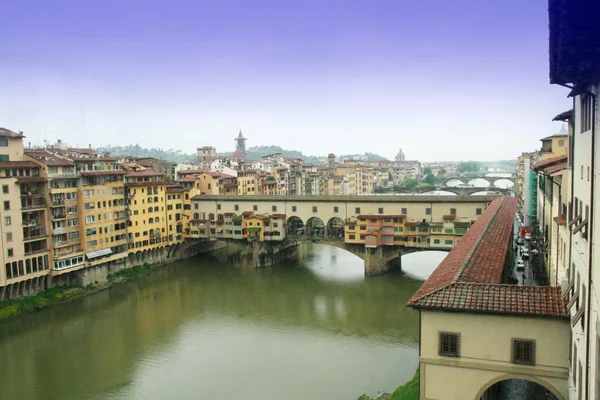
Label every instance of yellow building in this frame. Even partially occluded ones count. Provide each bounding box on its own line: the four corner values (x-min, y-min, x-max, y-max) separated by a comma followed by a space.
539, 126, 568, 160
124, 167, 169, 252
77, 157, 128, 272
237, 170, 257, 195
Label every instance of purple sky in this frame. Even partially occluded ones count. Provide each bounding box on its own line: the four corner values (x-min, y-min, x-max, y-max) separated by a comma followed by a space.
0, 0, 571, 161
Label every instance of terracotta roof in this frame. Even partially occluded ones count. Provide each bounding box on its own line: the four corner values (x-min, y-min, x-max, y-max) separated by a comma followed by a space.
0, 161, 40, 168
125, 169, 165, 177
25, 150, 74, 166
176, 176, 198, 183
223, 212, 235, 216
532, 155, 568, 171
241, 211, 253, 216
16, 177, 47, 183
546, 162, 568, 175
411, 284, 567, 317
0, 128, 25, 138
67, 148, 97, 154
271, 213, 286, 218
407, 196, 568, 318
553, 109, 573, 121
179, 169, 208, 175
81, 170, 126, 176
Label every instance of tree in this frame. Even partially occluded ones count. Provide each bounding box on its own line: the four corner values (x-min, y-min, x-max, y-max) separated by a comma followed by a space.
458, 162, 479, 173
423, 167, 432, 175
402, 178, 418, 188
438, 169, 446, 176
424, 173, 436, 185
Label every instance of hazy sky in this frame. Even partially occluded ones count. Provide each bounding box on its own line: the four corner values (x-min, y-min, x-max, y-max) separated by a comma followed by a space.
0, 0, 571, 161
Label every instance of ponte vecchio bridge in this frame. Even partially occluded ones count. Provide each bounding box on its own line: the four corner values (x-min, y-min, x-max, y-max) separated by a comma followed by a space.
190, 194, 503, 275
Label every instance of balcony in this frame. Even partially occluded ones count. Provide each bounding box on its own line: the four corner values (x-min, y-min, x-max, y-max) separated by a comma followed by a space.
21, 200, 47, 210
24, 248, 48, 256
52, 214, 66, 221
22, 219, 40, 226
20, 190, 42, 197
54, 240, 69, 247
53, 227, 67, 235
48, 172, 80, 179
51, 199, 65, 207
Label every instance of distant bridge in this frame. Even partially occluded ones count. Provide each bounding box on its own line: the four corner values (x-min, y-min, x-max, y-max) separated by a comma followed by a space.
436, 175, 516, 188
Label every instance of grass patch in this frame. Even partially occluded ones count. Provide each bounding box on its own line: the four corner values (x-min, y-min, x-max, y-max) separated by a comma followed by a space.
0, 285, 89, 321
390, 369, 419, 400
108, 264, 150, 282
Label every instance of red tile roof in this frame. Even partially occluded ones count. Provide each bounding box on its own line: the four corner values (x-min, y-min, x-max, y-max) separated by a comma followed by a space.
407, 196, 568, 318
0, 161, 40, 168
125, 169, 165, 177
554, 216, 567, 226
179, 169, 208, 175
81, 170, 126, 176
0, 128, 25, 138
546, 162, 568, 174
176, 175, 198, 183
25, 150, 74, 166
532, 155, 568, 171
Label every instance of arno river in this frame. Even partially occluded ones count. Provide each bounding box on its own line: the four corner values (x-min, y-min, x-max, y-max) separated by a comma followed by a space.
0, 244, 446, 400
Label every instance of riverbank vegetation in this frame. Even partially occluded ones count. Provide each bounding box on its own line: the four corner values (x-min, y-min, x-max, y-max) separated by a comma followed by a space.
389, 369, 419, 400
357, 369, 419, 400
0, 285, 94, 321
0, 264, 153, 322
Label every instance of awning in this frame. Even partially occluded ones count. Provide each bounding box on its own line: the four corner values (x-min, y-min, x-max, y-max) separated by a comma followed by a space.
86, 248, 113, 260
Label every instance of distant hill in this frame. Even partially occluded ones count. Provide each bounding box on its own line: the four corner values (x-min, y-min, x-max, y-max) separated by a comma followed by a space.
99, 144, 389, 165
98, 144, 196, 163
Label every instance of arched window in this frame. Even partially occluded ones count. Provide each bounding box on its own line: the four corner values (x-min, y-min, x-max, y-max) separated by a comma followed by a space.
154, 206, 159, 212
149, 217, 154, 224
185, 193, 189, 200
148, 207, 153, 213
154, 196, 159, 203
218, 213, 224, 221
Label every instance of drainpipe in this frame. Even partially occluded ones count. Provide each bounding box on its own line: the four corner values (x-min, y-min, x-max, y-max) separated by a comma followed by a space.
585, 90, 596, 400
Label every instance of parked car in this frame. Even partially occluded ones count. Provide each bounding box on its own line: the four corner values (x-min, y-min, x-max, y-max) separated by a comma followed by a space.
525, 233, 532, 240
522, 249, 529, 259
517, 260, 525, 271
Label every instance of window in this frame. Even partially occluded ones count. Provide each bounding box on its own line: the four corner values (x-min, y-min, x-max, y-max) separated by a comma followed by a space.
312, 206, 317, 212
445, 240, 453, 245
334, 206, 338, 213
234, 205, 239, 211
511, 338, 535, 365
6, 232, 11, 242
2, 185, 7, 194
476, 208, 482, 215
434, 239, 440, 244
0, 155, 9, 162
253, 205, 258, 211
581, 95, 593, 133
0, 139, 7, 147
84, 189, 94, 197
85, 215, 96, 224
426, 208, 431, 215
378, 207, 384, 214
68, 232, 79, 240
7, 248, 13, 257
450, 208, 456, 215
445, 229, 453, 234
355, 207, 360, 214
292, 206, 297, 212
216, 204, 221, 210
4, 216, 10, 226
438, 332, 460, 357
2, 201, 8, 211
68, 218, 78, 227
272, 205, 277, 212
558, 139, 565, 147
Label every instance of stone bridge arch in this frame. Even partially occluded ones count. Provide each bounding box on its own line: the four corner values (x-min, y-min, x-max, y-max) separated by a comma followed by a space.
306, 217, 325, 238
438, 175, 516, 188
286, 216, 304, 236
474, 373, 566, 400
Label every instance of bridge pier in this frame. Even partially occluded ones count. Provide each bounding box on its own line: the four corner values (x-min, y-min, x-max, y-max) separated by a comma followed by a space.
363, 246, 404, 276
250, 240, 299, 268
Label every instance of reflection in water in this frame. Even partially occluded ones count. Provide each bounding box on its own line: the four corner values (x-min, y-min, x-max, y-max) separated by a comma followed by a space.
0, 244, 429, 400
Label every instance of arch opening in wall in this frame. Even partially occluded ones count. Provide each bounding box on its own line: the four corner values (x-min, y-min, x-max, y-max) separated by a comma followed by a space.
475, 374, 564, 400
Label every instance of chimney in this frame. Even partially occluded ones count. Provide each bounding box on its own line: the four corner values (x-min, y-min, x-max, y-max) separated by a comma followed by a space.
88, 144, 92, 149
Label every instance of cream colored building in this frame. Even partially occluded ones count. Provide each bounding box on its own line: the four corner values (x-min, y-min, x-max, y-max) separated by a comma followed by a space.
0, 129, 51, 300
408, 197, 569, 400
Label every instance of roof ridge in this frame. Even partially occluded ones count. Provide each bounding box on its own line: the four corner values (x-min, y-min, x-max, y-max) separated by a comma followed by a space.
452, 197, 505, 284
